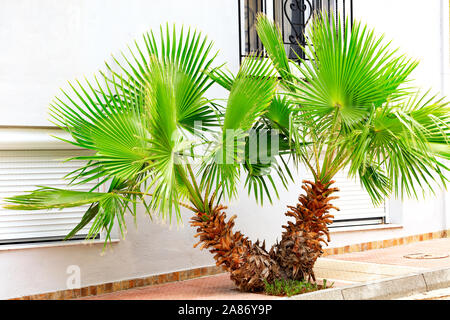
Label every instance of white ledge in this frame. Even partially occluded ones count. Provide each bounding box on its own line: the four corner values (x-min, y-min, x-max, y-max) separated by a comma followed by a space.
0, 127, 79, 150
330, 223, 403, 234
0, 239, 120, 252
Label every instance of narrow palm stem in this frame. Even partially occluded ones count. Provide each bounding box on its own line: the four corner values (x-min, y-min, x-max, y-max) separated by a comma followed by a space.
321, 112, 341, 179
300, 153, 319, 181
312, 133, 321, 174
186, 163, 205, 208
322, 147, 351, 182
175, 165, 205, 212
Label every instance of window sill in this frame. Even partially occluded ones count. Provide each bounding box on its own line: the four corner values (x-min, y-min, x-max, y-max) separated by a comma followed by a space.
0, 127, 79, 150
330, 223, 403, 234
0, 238, 120, 252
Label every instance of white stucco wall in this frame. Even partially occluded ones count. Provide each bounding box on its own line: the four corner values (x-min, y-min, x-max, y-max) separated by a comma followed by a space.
0, 0, 238, 126
354, 0, 446, 91
0, 0, 448, 299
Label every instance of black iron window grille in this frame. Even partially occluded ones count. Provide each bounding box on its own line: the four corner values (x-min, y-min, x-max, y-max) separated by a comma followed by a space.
238, 0, 354, 63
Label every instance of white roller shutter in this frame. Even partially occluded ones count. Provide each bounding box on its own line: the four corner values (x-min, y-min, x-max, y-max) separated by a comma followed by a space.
328, 169, 386, 227
0, 149, 100, 244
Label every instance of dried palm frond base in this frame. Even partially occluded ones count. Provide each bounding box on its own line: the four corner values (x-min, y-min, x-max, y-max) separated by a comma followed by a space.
190, 180, 339, 292
271, 180, 339, 282
190, 205, 282, 292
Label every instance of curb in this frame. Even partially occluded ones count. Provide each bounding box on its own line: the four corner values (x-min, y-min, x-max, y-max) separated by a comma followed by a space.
282, 267, 450, 300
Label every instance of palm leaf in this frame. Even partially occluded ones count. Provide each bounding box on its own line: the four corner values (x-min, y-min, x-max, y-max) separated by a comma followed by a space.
344, 91, 449, 200
223, 55, 277, 131
107, 24, 219, 135
200, 54, 278, 198
291, 13, 418, 127
3, 24, 223, 243
50, 73, 150, 184
255, 13, 293, 85
207, 64, 235, 91
3, 187, 113, 211
358, 164, 391, 206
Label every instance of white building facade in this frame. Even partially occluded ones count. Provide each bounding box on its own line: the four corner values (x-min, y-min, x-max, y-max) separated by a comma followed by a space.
0, 0, 449, 299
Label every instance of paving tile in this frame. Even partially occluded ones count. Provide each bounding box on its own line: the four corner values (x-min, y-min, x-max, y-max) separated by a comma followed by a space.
315, 258, 423, 276
313, 258, 423, 283
288, 287, 344, 300
314, 268, 387, 282
78, 238, 450, 300
341, 274, 427, 300
327, 238, 450, 270
80, 274, 278, 300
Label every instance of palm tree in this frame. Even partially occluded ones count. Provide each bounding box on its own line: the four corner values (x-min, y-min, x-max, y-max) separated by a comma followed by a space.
3, 13, 449, 293
252, 13, 450, 282
2, 25, 294, 292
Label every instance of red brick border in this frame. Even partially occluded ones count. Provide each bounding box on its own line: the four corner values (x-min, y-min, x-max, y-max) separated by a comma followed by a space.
10, 265, 223, 300
10, 229, 449, 300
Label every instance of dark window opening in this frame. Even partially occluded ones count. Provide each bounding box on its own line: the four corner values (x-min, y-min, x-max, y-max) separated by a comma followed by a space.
0, 234, 100, 246
238, 0, 354, 63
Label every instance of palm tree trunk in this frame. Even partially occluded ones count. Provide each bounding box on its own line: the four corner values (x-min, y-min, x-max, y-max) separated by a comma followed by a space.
190, 204, 282, 292
271, 180, 339, 281
189, 179, 339, 292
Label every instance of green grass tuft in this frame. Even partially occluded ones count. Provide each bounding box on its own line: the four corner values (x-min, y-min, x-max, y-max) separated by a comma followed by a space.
263, 278, 334, 297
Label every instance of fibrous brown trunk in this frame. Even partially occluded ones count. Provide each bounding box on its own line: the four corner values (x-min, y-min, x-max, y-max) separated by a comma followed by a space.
271, 180, 339, 282
190, 180, 339, 292
190, 204, 282, 292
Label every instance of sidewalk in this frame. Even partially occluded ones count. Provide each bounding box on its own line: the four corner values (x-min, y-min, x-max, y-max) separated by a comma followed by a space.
81, 238, 450, 300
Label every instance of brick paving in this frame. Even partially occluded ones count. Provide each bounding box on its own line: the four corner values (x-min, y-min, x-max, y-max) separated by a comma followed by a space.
81, 238, 450, 300
327, 238, 450, 269
80, 273, 277, 300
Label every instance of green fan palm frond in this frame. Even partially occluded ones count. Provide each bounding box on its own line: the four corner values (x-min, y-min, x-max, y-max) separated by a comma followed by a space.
3, 186, 130, 243
341, 90, 449, 200
265, 95, 294, 134
200, 55, 278, 199
107, 24, 218, 135
243, 95, 299, 205
242, 119, 295, 205
403, 92, 450, 156
358, 164, 392, 206
50, 73, 150, 185
255, 13, 292, 85
293, 13, 418, 127
429, 142, 450, 159
140, 58, 189, 221
3, 187, 113, 211
207, 64, 235, 91
270, 11, 449, 204
207, 62, 296, 205
223, 55, 278, 131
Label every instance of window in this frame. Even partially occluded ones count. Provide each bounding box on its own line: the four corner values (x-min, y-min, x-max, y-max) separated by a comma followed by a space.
238, 0, 354, 63
0, 149, 101, 245
326, 170, 386, 228
240, 0, 267, 58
